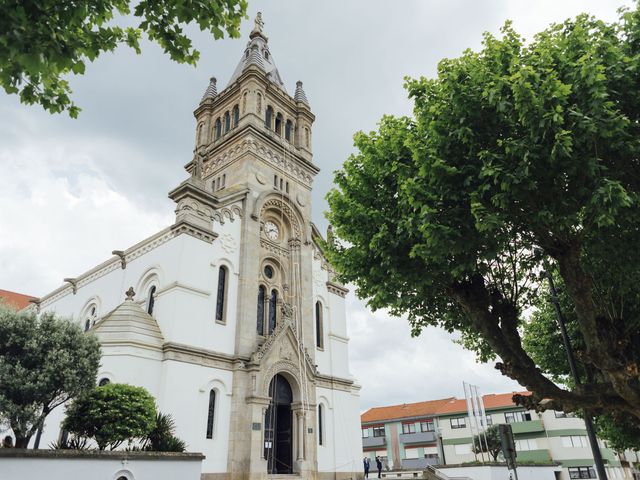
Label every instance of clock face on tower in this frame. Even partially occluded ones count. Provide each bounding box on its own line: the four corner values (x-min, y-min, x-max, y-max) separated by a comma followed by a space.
264, 221, 280, 240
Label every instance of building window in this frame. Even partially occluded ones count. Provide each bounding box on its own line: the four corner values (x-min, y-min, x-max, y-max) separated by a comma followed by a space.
454, 443, 472, 455
285, 120, 292, 141
402, 423, 416, 434
268, 289, 278, 334
450, 417, 466, 429
206, 390, 216, 439
555, 410, 576, 418
265, 106, 273, 129
233, 104, 240, 127
372, 426, 385, 437
304, 127, 310, 148
215, 118, 222, 139
257, 286, 266, 335
480, 415, 493, 427
568, 467, 596, 479
561, 435, 589, 448
84, 319, 91, 332
420, 420, 434, 432
318, 404, 324, 446
362, 428, 370, 438
197, 123, 204, 144
224, 111, 230, 133
147, 286, 156, 315
405, 447, 419, 459
505, 411, 532, 423
215, 266, 227, 322
315, 301, 323, 349
275, 113, 283, 135
98, 377, 110, 387
515, 438, 537, 451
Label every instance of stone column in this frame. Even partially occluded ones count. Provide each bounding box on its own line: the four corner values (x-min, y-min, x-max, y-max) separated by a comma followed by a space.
297, 410, 305, 461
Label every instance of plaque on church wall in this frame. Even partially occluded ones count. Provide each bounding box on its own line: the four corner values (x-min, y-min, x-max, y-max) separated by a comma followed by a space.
252, 422, 262, 431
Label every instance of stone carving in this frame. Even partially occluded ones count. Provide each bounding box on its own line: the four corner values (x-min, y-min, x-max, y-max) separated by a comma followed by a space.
212, 205, 243, 225
260, 238, 290, 258
125, 287, 135, 300
220, 232, 237, 254
281, 302, 293, 320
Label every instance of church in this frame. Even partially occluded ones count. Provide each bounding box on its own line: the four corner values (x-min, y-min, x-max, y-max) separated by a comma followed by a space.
35, 13, 363, 480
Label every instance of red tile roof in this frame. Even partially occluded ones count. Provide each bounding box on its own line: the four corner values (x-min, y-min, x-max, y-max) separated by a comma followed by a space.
361, 391, 532, 423
0, 289, 37, 310
361, 398, 455, 423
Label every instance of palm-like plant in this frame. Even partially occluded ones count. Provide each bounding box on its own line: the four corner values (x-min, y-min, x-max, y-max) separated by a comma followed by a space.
144, 412, 187, 452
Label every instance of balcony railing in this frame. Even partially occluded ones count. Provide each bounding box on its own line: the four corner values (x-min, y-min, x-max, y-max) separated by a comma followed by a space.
399, 431, 437, 444
401, 457, 440, 470
363, 436, 386, 448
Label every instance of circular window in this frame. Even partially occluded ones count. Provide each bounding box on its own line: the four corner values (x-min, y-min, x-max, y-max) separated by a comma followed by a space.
264, 265, 274, 279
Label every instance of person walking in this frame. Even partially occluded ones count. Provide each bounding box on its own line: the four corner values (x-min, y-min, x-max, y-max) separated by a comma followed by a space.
376, 456, 383, 478
363, 456, 370, 478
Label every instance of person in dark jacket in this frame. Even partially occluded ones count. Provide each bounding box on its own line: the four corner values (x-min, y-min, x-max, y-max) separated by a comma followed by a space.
363, 456, 370, 478
376, 456, 383, 478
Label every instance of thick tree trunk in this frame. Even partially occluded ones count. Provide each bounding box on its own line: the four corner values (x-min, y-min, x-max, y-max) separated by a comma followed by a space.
14, 435, 30, 448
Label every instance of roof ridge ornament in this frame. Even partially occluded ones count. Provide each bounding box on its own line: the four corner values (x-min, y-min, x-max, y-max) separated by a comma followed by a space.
200, 77, 217, 103
125, 287, 135, 301
294, 80, 309, 105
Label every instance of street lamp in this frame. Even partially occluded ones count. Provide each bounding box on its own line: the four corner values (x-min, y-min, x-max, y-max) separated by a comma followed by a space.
541, 256, 608, 480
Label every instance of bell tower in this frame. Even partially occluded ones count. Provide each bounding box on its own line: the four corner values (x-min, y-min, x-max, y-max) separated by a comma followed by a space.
189, 13, 325, 480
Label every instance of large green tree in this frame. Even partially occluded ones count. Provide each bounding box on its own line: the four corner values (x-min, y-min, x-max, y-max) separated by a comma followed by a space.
64, 383, 157, 450
326, 5, 640, 422
0, 0, 247, 117
0, 304, 101, 448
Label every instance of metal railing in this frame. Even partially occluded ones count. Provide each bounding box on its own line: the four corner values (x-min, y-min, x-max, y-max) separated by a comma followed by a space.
424, 465, 472, 480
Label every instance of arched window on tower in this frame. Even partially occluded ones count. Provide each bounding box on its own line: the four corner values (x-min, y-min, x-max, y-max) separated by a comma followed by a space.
84, 319, 91, 332
265, 106, 273, 129
268, 289, 278, 334
215, 118, 222, 139
233, 104, 240, 127
315, 301, 324, 349
206, 389, 216, 439
197, 123, 204, 145
318, 404, 324, 446
257, 285, 266, 335
285, 120, 292, 141
304, 127, 310, 148
215, 266, 227, 323
224, 111, 231, 133
147, 286, 156, 315
275, 113, 283, 136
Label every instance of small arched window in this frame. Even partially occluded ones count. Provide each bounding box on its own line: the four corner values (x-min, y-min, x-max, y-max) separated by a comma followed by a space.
257, 286, 266, 335
304, 127, 310, 148
206, 390, 216, 439
233, 105, 240, 127
98, 378, 110, 387
215, 266, 227, 323
318, 404, 324, 446
285, 120, 292, 141
197, 123, 204, 144
315, 301, 323, 349
224, 111, 230, 133
268, 289, 278, 334
275, 113, 283, 135
215, 118, 222, 139
147, 286, 156, 315
265, 106, 273, 129
84, 319, 91, 332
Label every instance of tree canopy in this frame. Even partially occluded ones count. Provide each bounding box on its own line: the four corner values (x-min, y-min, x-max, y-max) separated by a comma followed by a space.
326, 5, 640, 422
0, 0, 247, 117
473, 425, 502, 462
64, 383, 157, 450
0, 304, 101, 447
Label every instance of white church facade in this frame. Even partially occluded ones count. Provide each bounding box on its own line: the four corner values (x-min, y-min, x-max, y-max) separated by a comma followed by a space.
34, 14, 363, 480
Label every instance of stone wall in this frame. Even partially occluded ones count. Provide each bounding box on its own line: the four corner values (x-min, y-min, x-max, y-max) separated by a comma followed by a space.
0, 449, 204, 480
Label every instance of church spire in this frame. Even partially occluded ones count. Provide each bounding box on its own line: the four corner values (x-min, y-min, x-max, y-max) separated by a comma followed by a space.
226, 12, 286, 91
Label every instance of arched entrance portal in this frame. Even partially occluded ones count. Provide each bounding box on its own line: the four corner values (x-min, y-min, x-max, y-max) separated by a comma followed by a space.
265, 374, 293, 474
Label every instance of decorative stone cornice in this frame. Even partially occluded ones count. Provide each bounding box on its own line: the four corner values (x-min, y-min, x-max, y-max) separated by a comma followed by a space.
326, 281, 349, 298
162, 342, 242, 370
170, 219, 218, 244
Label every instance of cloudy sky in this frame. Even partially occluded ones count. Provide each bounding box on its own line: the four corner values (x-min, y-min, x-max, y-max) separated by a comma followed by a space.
0, 0, 632, 412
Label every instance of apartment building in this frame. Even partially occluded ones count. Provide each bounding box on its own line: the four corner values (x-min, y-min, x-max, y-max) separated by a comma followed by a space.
361, 391, 640, 480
